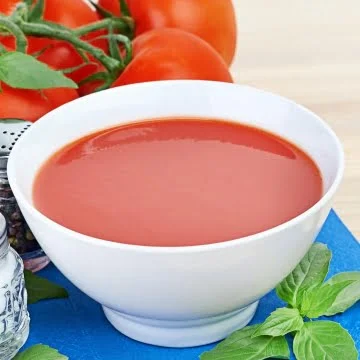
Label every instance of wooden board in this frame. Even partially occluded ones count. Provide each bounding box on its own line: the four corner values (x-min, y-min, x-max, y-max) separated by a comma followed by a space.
231, 0, 360, 238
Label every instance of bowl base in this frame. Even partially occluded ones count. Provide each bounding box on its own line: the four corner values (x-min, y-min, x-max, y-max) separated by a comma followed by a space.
103, 301, 259, 348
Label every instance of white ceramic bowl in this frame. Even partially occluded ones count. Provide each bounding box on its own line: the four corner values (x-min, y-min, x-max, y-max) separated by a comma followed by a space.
8, 81, 344, 348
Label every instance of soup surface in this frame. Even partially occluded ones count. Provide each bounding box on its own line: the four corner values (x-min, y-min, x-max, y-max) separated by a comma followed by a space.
33, 118, 322, 246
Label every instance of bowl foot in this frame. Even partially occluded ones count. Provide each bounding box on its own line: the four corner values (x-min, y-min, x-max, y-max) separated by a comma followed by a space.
103, 301, 259, 348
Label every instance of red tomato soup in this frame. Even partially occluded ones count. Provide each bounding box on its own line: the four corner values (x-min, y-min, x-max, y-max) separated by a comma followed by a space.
33, 118, 323, 246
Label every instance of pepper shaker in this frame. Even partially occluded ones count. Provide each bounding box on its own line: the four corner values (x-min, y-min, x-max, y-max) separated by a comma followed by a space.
0, 212, 30, 360
0, 119, 49, 272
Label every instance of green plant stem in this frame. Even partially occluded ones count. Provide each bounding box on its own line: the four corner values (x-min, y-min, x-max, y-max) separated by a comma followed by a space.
0, 6, 133, 90
78, 71, 112, 92
91, 33, 132, 66
10, 3, 29, 22
74, 17, 135, 39
78, 71, 109, 86
94, 78, 114, 92
115, 34, 132, 65
108, 23, 122, 63
0, 16, 28, 52
18, 20, 123, 76
28, 0, 45, 21
119, 0, 131, 17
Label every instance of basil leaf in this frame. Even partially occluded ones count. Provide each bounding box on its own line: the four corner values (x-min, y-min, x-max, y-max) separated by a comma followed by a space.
24, 270, 68, 304
252, 308, 303, 337
276, 243, 331, 308
13, 344, 68, 360
0, 52, 78, 89
324, 272, 360, 316
200, 325, 290, 360
300, 280, 354, 318
293, 321, 358, 360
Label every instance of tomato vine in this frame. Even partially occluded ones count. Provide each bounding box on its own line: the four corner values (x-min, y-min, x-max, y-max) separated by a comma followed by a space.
0, 0, 134, 92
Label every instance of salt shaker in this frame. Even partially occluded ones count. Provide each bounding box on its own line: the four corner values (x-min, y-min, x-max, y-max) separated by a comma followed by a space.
0, 213, 30, 360
0, 119, 49, 272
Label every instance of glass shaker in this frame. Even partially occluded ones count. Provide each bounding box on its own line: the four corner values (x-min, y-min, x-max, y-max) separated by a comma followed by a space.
0, 119, 50, 272
0, 212, 30, 360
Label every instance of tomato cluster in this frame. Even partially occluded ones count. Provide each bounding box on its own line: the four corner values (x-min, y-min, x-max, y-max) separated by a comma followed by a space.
0, 0, 236, 121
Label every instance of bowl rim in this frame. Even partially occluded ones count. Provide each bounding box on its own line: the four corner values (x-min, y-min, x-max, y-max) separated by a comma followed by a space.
7, 80, 345, 254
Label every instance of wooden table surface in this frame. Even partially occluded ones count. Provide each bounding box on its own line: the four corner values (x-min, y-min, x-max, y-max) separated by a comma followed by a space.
231, 0, 360, 239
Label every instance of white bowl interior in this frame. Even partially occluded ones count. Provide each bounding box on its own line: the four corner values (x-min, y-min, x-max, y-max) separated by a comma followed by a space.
9, 81, 342, 221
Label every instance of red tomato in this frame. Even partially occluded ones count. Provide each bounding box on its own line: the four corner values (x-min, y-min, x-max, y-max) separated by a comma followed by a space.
37, 42, 103, 84
43, 0, 99, 28
40, 0, 107, 51
98, 0, 237, 65
0, 84, 79, 122
0, 0, 103, 50
0, 0, 25, 15
0, 0, 106, 86
111, 28, 233, 88
78, 75, 105, 97
80, 28, 233, 95
0, 0, 99, 27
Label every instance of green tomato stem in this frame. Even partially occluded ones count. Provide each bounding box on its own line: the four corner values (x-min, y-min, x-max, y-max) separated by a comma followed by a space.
18, 20, 123, 76
74, 17, 134, 39
111, 34, 132, 66
90, 33, 133, 66
23, 0, 33, 7
10, 3, 29, 22
28, 0, 45, 22
108, 23, 123, 64
0, 16, 28, 53
94, 78, 114, 92
119, 0, 131, 17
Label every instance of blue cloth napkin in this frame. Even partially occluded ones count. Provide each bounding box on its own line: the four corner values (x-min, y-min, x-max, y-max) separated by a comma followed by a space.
22, 210, 360, 359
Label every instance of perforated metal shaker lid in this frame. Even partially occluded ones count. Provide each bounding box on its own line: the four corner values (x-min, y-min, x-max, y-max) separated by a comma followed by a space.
0, 119, 32, 169
0, 212, 8, 258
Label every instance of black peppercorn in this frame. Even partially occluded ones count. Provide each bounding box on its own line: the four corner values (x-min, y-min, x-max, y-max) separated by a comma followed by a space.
0, 119, 49, 271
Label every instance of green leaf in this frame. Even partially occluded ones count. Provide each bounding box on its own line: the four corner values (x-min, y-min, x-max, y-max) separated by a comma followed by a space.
200, 325, 290, 360
252, 308, 304, 337
326, 271, 360, 284
300, 280, 355, 318
324, 272, 360, 316
0, 43, 6, 55
24, 270, 68, 304
13, 344, 68, 360
0, 52, 78, 89
276, 243, 331, 308
293, 321, 358, 360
